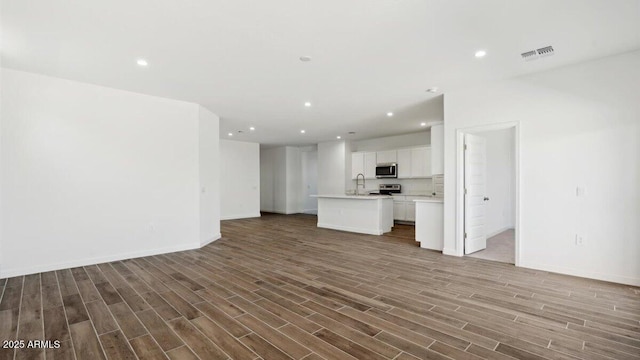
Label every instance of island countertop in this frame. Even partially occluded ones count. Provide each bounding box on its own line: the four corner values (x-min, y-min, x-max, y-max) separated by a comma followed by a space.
311, 194, 392, 200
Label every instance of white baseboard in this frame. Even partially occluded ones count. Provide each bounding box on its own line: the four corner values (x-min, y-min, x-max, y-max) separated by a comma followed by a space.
317, 223, 386, 235
260, 210, 289, 214
0, 242, 202, 279
519, 260, 640, 287
302, 209, 318, 215
201, 233, 222, 247
263, 210, 302, 215
442, 247, 461, 257
220, 213, 261, 220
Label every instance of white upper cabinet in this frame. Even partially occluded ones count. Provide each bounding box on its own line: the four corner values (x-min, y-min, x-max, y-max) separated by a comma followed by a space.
430, 123, 444, 175
397, 149, 412, 179
411, 147, 431, 178
376, 150, 397, 164
363, 152, 377, 179
351, 152, 364, 179
352, 145, 432, 180
351, 151, 377, 179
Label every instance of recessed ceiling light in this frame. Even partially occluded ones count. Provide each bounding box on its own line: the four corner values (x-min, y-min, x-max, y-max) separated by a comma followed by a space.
249, 126, 255, 131
336, 136, 341, 139
300, 130, 306, 134
136, 59, 148, 66
228, 132, 233, 136
299, 56, 312, 62
387, 112, 394, 117
475, 50, 487, 58
426, 87, 439, 93
420, 122, 427, 127
304, 102, 312, 107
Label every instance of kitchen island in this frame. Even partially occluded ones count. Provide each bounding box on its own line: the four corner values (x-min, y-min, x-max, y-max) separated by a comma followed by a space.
311, 195, 394, 235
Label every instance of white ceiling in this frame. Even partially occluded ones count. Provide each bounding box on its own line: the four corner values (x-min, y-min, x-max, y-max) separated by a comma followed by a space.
3, 0, 639, 145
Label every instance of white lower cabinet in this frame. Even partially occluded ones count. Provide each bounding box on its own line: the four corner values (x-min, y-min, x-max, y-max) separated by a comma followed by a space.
393, 196, 421, 221
406, 201, 416, 221
415, 200, 444, 250
393, 201, 406, 220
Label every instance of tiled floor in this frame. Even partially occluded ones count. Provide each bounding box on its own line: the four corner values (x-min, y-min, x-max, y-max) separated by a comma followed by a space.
466, 229, 515, 264
1, 215, 638, 360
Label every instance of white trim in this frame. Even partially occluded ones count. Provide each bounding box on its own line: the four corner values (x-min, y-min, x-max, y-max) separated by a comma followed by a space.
201, 233, 222, 247
260, 210, 298, 215
519, 260, 640, 287
442, 247, 458, 257
455, 130, 465, 257
220, 213, 261, 220
0, 242, 201, 278
456, 121, 521, 265
317, 223, 386, 236
302, 209, 318, 215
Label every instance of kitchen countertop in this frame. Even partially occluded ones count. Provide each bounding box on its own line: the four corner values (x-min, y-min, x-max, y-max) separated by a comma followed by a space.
311, 195, 393, 200
392, 193, 432, 196
414, 198, 444, 203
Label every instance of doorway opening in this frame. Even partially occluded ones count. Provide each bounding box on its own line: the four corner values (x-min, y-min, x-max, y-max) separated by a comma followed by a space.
301, 149, 318, 215
458, 123, 518, 265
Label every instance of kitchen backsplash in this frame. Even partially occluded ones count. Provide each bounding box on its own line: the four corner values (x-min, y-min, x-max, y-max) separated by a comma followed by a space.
349, 178, 434, 194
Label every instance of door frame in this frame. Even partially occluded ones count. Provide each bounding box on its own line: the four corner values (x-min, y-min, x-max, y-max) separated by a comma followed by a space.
456, 121, 520, 265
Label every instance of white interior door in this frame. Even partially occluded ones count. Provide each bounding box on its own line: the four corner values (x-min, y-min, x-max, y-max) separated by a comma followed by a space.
464, 133, 488, 254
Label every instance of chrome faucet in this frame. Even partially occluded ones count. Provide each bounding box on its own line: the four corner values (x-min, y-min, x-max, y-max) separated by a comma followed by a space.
355, 173, 365, 195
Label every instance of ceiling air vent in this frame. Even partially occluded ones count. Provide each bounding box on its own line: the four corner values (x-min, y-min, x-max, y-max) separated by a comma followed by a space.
521, 50, 538, 61
521, 45, 554, 62
537, 46, 554, 57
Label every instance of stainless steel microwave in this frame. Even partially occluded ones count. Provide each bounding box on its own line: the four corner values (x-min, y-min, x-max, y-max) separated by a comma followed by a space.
376, 163, 397, 178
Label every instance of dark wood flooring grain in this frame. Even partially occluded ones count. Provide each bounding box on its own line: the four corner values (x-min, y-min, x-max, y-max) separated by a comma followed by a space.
0, 213, 638, 359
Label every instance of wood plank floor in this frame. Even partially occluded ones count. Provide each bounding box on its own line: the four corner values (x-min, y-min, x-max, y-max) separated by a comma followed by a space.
1, 213, 639, 360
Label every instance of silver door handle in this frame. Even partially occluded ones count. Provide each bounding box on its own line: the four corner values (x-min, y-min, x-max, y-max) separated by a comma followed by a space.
483, 197, 490, 201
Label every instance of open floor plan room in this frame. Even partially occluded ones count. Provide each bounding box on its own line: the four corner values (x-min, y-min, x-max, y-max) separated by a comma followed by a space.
1, 214, 639, 360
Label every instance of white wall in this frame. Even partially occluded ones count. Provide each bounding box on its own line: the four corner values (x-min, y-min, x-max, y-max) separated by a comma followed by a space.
0, 22, 3, 273
479, 128, 515, 237
220, 140, 260, 220
352, 131, 430, 151
443, 50, 640, 286
198, 106, 221, 245
286, 147, 302, 213
0, 69, 221, 277
317, 140, 349, 195
430, 124, 444, 175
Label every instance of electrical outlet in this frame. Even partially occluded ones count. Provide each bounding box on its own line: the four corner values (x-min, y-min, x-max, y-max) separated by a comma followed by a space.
575, 234, 584, 246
